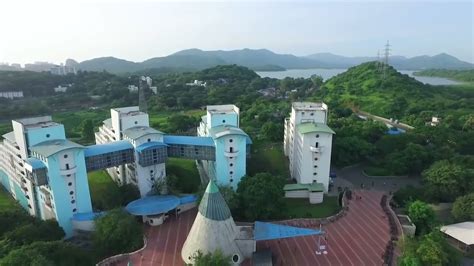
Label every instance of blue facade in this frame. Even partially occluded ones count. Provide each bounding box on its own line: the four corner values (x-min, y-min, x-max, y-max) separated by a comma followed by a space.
42, 148, 93, 237
26, 125, 66, 147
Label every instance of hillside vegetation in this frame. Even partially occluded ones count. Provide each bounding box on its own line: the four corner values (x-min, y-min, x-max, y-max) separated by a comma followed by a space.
320, 62, 474, 124
413, 68, 474, 82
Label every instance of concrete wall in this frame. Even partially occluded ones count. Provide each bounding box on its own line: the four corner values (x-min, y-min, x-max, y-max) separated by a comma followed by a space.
285, 190, 309, 198
309, 192, 324, 204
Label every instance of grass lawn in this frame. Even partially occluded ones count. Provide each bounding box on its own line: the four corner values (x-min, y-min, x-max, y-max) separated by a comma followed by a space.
166, 158, 201, 193
87, 170, 120, 210
248, 141, 290, 177
283, 196, 341, 219
0, 187, 21, 212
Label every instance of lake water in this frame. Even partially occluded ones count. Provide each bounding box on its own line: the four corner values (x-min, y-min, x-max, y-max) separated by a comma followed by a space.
257, 68, 460, 86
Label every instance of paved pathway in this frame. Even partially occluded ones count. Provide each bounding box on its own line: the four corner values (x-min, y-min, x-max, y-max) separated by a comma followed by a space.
113, 189, 394, 266
258, 190, 392, 266
332, 164, 421, 194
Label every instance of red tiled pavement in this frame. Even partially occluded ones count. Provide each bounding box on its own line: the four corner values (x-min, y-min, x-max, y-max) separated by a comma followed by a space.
115, 189, 392, 266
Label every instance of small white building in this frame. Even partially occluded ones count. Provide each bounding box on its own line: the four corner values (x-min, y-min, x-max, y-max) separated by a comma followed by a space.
186, 80, 207, 87
0, 91, 24, 99
431, 116, 441, 127
128, 85, 139, 93
54, 85, 69, 93
440, 222, 474, 254
284, 102, 334, 193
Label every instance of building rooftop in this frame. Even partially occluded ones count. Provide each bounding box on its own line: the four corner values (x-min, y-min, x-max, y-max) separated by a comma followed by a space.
292, 102, 327, 111
25, 157, 46, 169
440, 222, 474, 245
103, 118, 112, 128
13, 116, 61, 130
84, 140, 134, 157
208, 125, 252, 144
30, 139, 84, 157
126, 195, 180, 216
1, 131, 16, 143
297, 122, 335, 135
123, 126, 163, 140
198, 180, 232, 221
254, 221, 323, 241
112, 106, 147, 117
207, 104, 239, 115
163, 135, 215, 147
135, 141, 168, 153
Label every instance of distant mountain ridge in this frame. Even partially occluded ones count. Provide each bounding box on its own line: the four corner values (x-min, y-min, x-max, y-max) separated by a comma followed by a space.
70, 49, 473, 74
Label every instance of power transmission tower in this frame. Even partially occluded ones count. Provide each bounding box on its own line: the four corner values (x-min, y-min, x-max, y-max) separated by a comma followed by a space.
383, 40, 391, 79
138, 76, 148, 113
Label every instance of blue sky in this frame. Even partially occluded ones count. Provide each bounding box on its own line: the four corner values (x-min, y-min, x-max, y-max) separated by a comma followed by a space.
0, 0, 472, 64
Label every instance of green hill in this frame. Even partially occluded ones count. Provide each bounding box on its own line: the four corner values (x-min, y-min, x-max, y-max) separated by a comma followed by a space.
320, 62, 473, 121
413, 69, 474, 82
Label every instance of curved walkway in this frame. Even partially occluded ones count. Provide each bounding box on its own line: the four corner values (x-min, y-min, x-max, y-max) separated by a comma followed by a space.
258, 190, 392, 266
112, 190, 393, 266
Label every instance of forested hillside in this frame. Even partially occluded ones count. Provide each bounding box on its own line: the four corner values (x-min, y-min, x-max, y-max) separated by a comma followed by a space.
413, 68, 474, 82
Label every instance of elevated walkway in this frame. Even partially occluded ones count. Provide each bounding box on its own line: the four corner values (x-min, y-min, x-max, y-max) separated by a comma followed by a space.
84, 141, 134, 171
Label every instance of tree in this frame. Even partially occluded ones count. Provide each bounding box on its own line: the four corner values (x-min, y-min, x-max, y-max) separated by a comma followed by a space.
451, 193, 474, 222
92, 209, 144, 258
190, 249, 231, 266
80, 119, 94, 142
260, 121, 282, 141
310, 74, 323, 88
407, 200, 436, 236
422, 160, 472, 202
0, 241, 93, 266
236, 173, 286, 220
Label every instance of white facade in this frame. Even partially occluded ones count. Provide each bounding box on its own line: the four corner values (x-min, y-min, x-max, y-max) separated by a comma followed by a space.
54, 85, 68, 93
0, 91, 24, 99
284, 102, 334, 192
95, 107, 165, 196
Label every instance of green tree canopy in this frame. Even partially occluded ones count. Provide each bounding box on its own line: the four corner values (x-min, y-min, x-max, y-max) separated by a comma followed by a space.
80, 119, 94, 142
92, 209, 144, 258
0, 241, 92, 266
190, 249, 231, 266
422, 160, 473, 202
408, 200, 436, 236
451, 192, 474, 222
236, 173, 286, 220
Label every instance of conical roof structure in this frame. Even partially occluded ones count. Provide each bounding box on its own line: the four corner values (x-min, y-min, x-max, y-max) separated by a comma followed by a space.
182, 180, 243, 264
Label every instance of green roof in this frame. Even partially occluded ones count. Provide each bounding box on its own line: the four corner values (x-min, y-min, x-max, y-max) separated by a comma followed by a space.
30, 139, 84, 157
297, 123, 335, 135
284, 183, 325, 192
198, 180, 232, 221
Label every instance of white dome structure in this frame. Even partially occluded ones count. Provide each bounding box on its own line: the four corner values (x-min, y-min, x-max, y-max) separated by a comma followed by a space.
181, 180, 254, 265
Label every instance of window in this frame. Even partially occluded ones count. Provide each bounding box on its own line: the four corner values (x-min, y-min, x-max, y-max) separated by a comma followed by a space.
69, 191, 74, 195
65, 163, 70, 170
232, 255, 239, 263
134, 121, 138, 124
68, 182, 72, 186
313, 180, 316, 183
71, 200, 75, 204
46, 134, 50, 138
64, 154, 68, 158
230, 163, 233, 167
229, 139, 233, 143
310, 113, 314, 116
314, 157, 318, 161
230, 179, 234, 182
73, 208, 77, 212
314, 165, 318, 168
316, 134, 319, 138
302, 112, 305, 115
230, 147, 234, 153
315, 142, 319, 148
150, 170, 154, 173
222, 119, 226, 123
230, 171, 233, 175
67, 174, 71, 177
147, 138, 151, 142
313, 172, 317, 175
